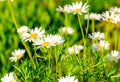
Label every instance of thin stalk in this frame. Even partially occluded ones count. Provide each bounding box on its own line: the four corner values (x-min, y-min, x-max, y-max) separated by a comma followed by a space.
77, 15, 86, 55
105, 23, 110, 40
86, 12, 90, 35
8, 0, 36, 70
115, 24, 118, 49
65, 13, 68, 27
92, 19, 95, 33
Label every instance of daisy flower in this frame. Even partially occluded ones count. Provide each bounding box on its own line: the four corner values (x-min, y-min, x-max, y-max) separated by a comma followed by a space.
9, 49, 25, 62
107, 50, 120, 62
84, 13, 101, 20
70, 1, 89, 15
101, 11, 119, 24
17, 25, 29, 35
51, 35, 65, 46
109, 7, 120, 14
58, 75, 78, 82
88, 32, 104, 40
1, 72, 16, 82
56, 5, 71, 13
60, 26, 74, 35
34, 34, 64, 49
0, 0, 14, 2
92, 40, 110, 51
21, 27, 45, 42
68, 45, 83, 55
33, 34, 54, 48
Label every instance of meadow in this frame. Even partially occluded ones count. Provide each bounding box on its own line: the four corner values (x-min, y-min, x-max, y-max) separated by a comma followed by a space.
1, 0, 120, 82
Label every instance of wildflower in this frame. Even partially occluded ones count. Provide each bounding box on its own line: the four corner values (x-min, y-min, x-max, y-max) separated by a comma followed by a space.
107, 50, 120, 62
34, 34, 64, 49
1, 72, 16, 82
17, 25, 29, 35
101, 11, 119, 24
21, 27, 45, 42
56, 5, 71, 13
9, 49, 25, 62
51, 35, 65, 46
92, 40, 110, 51
70, 2, 89, 15
60, 26, 74, 34
109, 7, 120, 14
68, 45, 83, 55
88, 32, 104, 40
58, 75, 78, 82
0, 0, 14, 2
84, 13, 101, 20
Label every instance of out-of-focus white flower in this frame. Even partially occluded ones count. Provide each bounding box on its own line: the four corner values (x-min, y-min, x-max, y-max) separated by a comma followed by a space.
51, 35, 65, 46
107, 50, 120, 62
17, 25, 29, 35
33, 34, 64, 49
60, 26, 74, 34
101, 11, 119, 24
21, 27, 45, 42
92, 40, 110, 51
9, 49, 25, 62
88, 32, 104, 40
84, 13, 101, 20
1, 72, 16, 82
56, 5, 72, 13
109, 7, 120, 14
70, 2, 89, 15
0, 0, 14, 2
68, 45, 83, 55
58, 75, 78, 82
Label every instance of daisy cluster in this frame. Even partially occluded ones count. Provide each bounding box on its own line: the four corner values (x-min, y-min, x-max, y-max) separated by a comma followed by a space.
17, 26, 65, 48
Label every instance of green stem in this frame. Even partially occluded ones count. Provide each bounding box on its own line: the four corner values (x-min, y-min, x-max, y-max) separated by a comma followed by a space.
8, 0, 36, 70
105, 23, 110, 40
77, 15, 86, 55
92, 19, 95, 33
65, 13, 68, 27
86, 12, 90, 35
115, 24, 118, 49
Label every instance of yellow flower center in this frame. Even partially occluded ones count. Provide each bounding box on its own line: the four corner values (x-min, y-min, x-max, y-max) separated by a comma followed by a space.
112, 55, 117, 60
115, 10, 119, 14
9, 80, 14, 82
70, 51, 75, 55
64, 10, 68, 13
73, 8, 81, 13
42, 42, 50, 46
107, 18, 113, 22
16, 54, 22, 59
98, 45, 104, 49
29, 33, 38, 38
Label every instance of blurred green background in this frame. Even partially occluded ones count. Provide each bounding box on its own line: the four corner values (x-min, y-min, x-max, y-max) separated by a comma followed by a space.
0, 0, 120, 79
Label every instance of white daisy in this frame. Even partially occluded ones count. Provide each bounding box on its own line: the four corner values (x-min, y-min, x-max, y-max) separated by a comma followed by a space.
21, 27, 45, 42
92, 40, 110, 51
68, 45, 83, 55
107, 50, 120, 62
88, 32, 104, 40
1, 72, 16, 82
109, 7, 120, 14
17, 25, 29, 35
101, 11, 119, 24
84, 13, 101, 20
51, 35, 65, 46
60, 26, 74, 34
58, 75, 78, 82
9, 49, 25, 62
56, 5, 72, 13
0, 0, 14, 2
33, 34, 53, 48
70, 2, 89, 15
